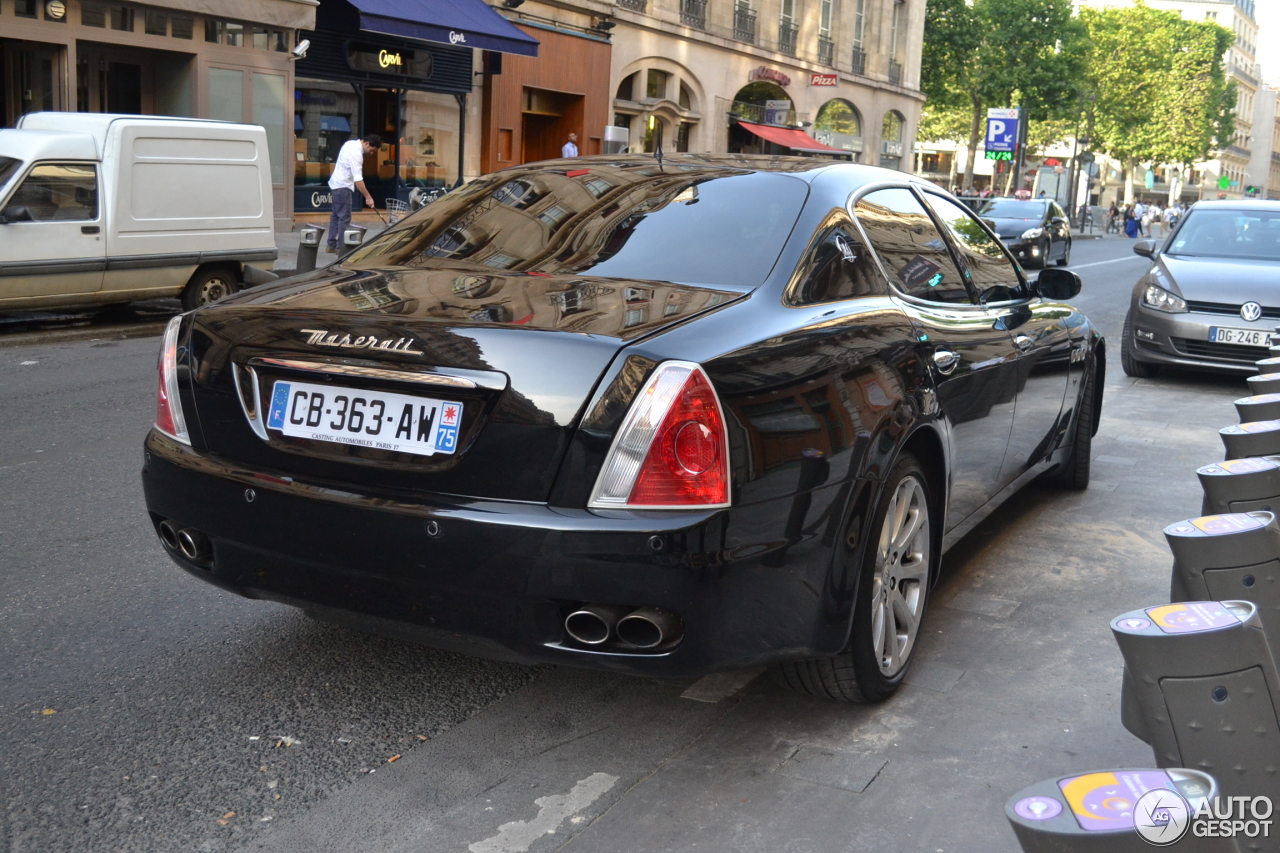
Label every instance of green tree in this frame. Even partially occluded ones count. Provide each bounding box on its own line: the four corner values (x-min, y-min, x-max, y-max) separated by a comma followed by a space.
922, 0, 1087, 191
1081, 5, 1234, 201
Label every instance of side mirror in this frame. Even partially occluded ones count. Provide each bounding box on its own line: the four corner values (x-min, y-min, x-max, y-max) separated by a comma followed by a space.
1034, 268, 1082, 301
0, 205, 33, 223
1133, 239, 1157, 258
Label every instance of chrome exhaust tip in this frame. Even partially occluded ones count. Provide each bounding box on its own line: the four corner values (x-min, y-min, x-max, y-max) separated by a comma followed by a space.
176, 528, 210, 561
158, 520, 181, 551
616, 607, 683, 649
564, 604, 628, 645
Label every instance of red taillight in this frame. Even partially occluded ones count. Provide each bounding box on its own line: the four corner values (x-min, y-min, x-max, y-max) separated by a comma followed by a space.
589, 362, 730, 509
155, 316, 190, 444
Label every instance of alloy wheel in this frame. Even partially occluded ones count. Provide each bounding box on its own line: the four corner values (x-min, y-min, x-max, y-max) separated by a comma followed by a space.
870, 475, 930, 677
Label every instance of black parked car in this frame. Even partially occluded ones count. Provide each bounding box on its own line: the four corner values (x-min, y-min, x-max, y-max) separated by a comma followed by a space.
978, 197, 1073, 269
142, 156, 1103, 703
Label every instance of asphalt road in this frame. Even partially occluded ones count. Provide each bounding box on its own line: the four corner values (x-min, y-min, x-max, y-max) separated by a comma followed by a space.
1, 234, 1249, 853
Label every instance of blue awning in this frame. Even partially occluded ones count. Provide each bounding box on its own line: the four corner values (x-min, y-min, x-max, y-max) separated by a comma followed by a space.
320, 115, 352, 133
350, 0, 539, 57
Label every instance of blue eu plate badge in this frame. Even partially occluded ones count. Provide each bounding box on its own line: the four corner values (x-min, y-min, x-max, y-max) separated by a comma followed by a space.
267, 383, 292, 430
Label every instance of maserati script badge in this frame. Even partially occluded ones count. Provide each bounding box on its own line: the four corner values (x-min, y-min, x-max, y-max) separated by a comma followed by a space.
299, 328, 424, 355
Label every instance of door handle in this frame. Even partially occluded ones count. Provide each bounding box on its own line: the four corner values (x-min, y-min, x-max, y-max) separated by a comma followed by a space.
932, 349, 960, 375
1014, 334, 1033, 351
81, 225, 100, 234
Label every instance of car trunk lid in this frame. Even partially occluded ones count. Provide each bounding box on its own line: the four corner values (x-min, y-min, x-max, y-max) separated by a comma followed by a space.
184, 265, 743, 503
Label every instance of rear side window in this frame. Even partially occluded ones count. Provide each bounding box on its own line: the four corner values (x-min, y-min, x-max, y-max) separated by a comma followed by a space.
854, 188, 970, 304
0, 156, 22, 196
346, 166, 810, 288
6, 163, 98, 221
923, 194, 1025, 303
787, 221, 888, 306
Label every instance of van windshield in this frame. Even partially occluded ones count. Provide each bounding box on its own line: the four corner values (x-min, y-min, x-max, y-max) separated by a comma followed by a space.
0, 157, 22, 197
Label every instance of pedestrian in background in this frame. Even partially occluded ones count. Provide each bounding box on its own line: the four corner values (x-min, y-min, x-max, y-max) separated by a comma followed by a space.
562, 132, 579, 158
1148, 202, 1164, 238
1132, 200, 1146, 237
327, 134, 380, 254
1124, 204, 1139, 238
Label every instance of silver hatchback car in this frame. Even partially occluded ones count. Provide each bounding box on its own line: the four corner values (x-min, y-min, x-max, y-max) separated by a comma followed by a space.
1122, 200, 1280, 376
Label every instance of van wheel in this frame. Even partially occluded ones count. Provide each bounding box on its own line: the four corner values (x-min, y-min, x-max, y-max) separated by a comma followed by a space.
182, 267, 236, 311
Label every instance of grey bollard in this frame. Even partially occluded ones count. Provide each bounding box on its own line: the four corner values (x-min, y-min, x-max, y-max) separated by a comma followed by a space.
296, 223, 325, 274
1165, 513, 1280, 644
1235, 393, 1280, 423
1114, 601, 1280, 807
342, 223, 367, 252
1198, 460, 1280, 514
1006, 768, 1233, 852
1246, 372, 1280, 396
1221, 420, 1280, 459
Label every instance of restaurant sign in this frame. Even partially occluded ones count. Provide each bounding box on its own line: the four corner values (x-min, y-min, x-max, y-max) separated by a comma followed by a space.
749, 66, 792, 88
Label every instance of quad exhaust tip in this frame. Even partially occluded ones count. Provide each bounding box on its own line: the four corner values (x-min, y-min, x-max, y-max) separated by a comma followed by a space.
564, 604, 684, 650
158, 520, 180, 552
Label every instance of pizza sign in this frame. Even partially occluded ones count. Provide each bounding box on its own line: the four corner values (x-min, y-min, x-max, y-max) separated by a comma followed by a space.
809, 73, 838, 87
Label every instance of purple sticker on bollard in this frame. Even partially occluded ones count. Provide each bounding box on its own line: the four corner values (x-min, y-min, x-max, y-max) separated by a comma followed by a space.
1145, 602, 1241, 634
1058, 770, 1176, 832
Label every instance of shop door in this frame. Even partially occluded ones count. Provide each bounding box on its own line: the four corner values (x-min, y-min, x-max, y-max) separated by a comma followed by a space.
107, 63, 142, 113
521, 88, 582, 163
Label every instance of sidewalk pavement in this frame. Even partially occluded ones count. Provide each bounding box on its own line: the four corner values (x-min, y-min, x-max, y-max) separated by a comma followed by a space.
274, 217, 389, 274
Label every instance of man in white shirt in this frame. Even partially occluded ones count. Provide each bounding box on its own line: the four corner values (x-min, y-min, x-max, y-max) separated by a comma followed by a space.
1132, 201, 1146, 237
561, 132, 579, 158
327, 134, 380, 253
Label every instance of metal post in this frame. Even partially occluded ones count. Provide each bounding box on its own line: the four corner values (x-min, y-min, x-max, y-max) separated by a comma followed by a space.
455, 92, 467, 189
1113, 600, 1280, 807
295, 223, 325, 274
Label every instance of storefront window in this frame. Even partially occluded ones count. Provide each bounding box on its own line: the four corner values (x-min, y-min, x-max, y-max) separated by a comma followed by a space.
253, 73, 286, 185
398, 90, 460, 190
205, 20, 244, 46
208, 67, 244, 123
294, 79, 358, 206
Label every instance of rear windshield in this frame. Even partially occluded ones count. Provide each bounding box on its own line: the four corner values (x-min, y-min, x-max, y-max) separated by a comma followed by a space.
345, 165, 809, 288
0, 157, 22, 197
1166, 209, 1280, 261
977, 199, 1047, 220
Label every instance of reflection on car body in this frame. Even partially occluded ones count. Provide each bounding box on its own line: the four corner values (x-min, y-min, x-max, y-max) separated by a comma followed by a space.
142, 155, 1103, 703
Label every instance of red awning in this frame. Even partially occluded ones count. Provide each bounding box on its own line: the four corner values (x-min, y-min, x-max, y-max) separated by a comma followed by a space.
737, 121, 849, 155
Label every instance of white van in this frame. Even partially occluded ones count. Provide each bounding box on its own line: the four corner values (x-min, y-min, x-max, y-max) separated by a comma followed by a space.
0, 113, 277, 312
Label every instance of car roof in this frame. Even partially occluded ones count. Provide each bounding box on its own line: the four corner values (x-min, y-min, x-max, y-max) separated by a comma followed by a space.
498, 153, 936, 189
1188, 199, 1280, 212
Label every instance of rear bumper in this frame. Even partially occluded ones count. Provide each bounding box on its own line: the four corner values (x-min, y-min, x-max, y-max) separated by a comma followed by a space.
141, 431, 853, 677
1127, 305, 1269, 374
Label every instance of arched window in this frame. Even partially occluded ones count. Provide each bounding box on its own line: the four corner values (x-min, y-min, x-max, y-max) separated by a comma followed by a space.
616, 72, 639, 102
879, 110, 906, 171
882, 110, 903, 143
815, 99, 861, 136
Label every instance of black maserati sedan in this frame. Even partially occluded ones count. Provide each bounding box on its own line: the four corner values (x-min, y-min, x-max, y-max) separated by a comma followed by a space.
142, 155, 1103, 703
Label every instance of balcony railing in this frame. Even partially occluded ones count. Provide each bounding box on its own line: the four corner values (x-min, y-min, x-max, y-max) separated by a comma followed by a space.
817, 35, 834, 66
888, 59, 902, 85
616, 0, 647, 11
680, 0, 706, 28
734, 4, 756, 43
851, 46, 866, 75
778, 20, 797, 56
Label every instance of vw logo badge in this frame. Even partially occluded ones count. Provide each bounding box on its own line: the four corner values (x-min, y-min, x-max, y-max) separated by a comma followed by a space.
1241, 301, 1264, 322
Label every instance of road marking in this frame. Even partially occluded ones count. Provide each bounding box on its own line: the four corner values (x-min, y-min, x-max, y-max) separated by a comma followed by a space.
1068, 257, 1149, 271
681, 668, 764, 702
468, 772, 619, 853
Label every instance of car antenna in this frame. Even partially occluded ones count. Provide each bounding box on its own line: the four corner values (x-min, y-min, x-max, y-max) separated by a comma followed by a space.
654, 144, 664, 171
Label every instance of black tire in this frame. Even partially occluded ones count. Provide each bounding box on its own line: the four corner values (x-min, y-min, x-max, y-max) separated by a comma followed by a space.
181, 266, 237, 311
1052, 359, 1097, 490
773, 453, 933, 703
1120, 310, 1159, 378
1055, 239, 1071, 266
